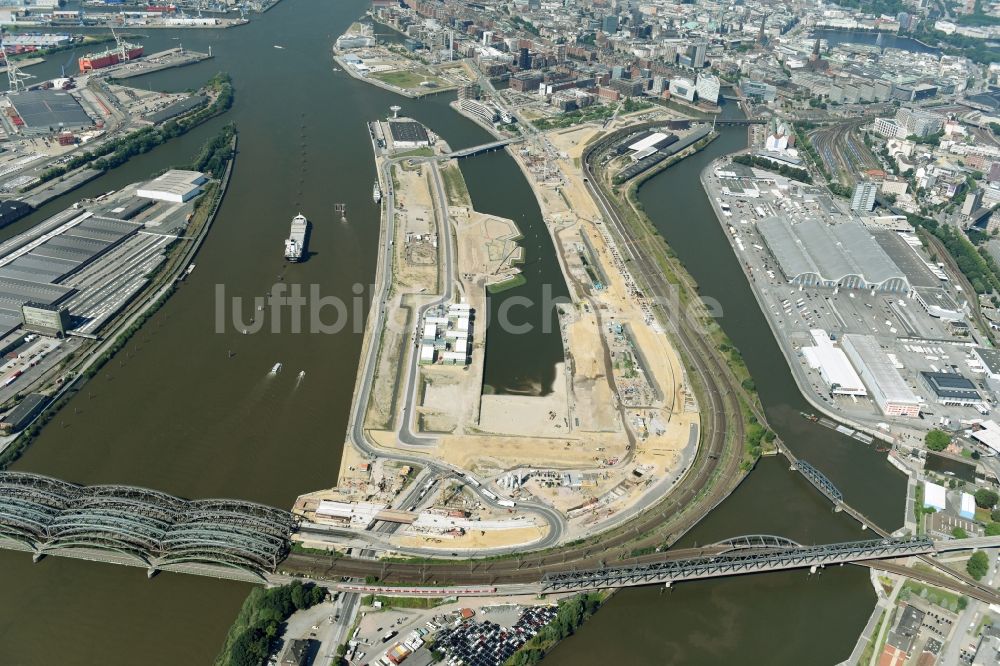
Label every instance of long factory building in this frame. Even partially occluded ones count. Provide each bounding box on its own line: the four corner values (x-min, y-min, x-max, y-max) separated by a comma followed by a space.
0, 169, 205, 338
758, 215, 911, 292
800, 329, 924, 417
841, 334, 923, 417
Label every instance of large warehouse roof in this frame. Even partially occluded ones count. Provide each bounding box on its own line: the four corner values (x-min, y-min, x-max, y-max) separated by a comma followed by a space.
136, 170, 206, 203
802, 329, 866, 395
629, 132, 670, 152
8, 89, 92, 131
758, 215, 909, 291
841, 334, 922, 406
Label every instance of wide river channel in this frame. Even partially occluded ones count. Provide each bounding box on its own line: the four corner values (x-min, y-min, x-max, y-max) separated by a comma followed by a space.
0, 1, 908, 664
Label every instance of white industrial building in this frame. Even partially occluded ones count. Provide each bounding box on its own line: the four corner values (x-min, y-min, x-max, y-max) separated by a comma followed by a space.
923, 481, 947, 512
315, 500, 387, 529
802, 329, 867, 396
971, 420, 1000, 454
960, 492, 976, 520
695, 73, 720, 104
841, 334, 922, 417
3, 34, 72, 48
626, 132, 675, 161
757, 215, 910, 292
913, 286, 965, 321
136, 170, 206, 203
419, 301, 472, 366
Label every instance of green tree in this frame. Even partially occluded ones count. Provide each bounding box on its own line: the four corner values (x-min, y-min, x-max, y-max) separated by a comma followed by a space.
976, 488, 999, 509
990, 508, 1000, 522
953, 526, 968, 539
925, 430, 951, 452
985, 522, 1000, 536
967, 551, 989, 580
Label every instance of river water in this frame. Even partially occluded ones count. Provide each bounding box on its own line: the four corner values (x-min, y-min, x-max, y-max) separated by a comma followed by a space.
0, 1, 906, 664
546, 105, 906, 666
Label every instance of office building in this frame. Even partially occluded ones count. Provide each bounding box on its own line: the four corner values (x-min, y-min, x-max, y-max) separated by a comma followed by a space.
741, 79, 776, 102
669, 76, 696, 102
851, 182, 879, 213
895, 106, 943, 138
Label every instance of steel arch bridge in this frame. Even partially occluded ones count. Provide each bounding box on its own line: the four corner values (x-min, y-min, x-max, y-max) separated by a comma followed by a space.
0, 472, 296, 578
540, 537, 935, 591
713, 535, 802, 553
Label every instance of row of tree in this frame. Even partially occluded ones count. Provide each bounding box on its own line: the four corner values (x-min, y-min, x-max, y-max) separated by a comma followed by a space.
909, 215, 1000, 295
732, 154, 812, 183
215, 581, 327, 666
504, 593, 604, 666
190, 122, 237, 179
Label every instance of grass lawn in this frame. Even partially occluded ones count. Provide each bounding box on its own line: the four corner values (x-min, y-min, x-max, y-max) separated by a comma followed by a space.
372, 69, 443, 89
901, 579, 967, 612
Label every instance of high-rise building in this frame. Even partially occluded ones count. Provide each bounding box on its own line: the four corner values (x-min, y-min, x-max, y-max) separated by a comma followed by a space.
688, 41, 707, 68
851, 182, 880, 213
602, 14, 618, 33
517, 47, 531, 69
963, 188, 983, 217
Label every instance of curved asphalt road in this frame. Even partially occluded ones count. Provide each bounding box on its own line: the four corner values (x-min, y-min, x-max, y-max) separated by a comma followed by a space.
341, 139, 566, 555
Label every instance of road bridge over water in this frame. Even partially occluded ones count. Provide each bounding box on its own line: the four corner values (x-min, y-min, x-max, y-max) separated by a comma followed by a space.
446, 137, 520, 159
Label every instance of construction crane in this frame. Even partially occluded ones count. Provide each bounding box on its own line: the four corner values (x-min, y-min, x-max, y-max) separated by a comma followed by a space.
109, 26, 138, 64
0, 36, 34, 94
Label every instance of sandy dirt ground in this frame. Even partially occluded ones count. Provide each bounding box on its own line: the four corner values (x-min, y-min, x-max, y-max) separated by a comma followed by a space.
478, 362, 570, 437
418, 194, 524, 435
322, 110, 703, 552
393, 525, 547, 551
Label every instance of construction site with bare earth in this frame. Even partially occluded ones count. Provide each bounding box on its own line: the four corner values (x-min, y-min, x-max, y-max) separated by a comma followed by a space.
290, 112, 700, 557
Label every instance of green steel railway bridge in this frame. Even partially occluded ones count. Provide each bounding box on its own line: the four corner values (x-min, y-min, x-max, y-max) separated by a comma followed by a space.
0, 472, 296, 581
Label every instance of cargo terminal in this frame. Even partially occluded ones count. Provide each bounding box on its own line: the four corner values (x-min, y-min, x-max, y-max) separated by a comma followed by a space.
0, 169, 209, 412
703, 158, 999, 440
0, 89, 95, 136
